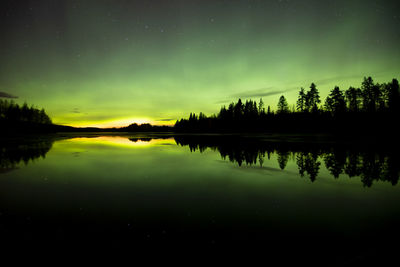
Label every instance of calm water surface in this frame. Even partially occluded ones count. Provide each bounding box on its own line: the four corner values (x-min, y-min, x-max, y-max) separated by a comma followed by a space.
1, 134, 399, 262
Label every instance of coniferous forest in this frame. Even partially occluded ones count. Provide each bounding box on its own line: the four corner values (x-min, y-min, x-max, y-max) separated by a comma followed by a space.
174, 77, 400, 135
0, 99, 56, 134
0, 100, 52, 125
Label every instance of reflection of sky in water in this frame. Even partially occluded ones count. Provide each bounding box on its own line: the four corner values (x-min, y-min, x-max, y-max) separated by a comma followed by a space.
1, 134, 400, 260
1, 135, 399, 190
64, 136, 175, 148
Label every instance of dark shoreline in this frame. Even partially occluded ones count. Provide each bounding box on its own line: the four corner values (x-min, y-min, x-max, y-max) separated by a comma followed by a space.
2, 131, 398, 151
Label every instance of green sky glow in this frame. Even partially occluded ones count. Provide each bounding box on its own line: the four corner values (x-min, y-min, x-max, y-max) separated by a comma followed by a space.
1, 0, 399, 127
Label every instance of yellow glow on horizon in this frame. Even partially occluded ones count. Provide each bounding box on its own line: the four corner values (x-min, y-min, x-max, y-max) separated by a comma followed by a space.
56, 117, 176, 128
66, 118, 153, 128
152, 120, 176, 126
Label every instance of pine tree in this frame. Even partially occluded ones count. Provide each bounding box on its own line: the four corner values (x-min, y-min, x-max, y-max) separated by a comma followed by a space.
258, 98, 265, 115
277, 95, 289, 114
305, 83, 321, 113
325, 86, 346, 115
296, 87, 306, 112
345, 86, 362, 112
387, 78, 400, 113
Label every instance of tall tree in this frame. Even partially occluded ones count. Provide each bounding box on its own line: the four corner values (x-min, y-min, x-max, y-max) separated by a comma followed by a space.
234, 98, 244, 119
218, 105, 227, 120
277, 95, 289, 114
325, 86, 346, 115
361, 76, 376, 112
296, 87, 306, 112
387, 78, 400, 113
373, 82, 384, 111
345, 86, 362, 112
258, 98, 265, 115
305, 83, 321, 113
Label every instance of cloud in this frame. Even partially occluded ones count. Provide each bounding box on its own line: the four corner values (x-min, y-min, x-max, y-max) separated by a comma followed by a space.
215, 86, 300, 105
0, 92, 18, 99
214, 99, 231, 104
231, 87, 287, 98
315, 74, 363, 87
156, 118, 175, 121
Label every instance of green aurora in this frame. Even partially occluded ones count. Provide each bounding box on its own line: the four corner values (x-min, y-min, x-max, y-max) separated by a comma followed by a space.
1, 0, 399, 127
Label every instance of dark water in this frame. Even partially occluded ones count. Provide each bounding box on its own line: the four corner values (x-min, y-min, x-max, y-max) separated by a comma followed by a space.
1, 134, 399, 263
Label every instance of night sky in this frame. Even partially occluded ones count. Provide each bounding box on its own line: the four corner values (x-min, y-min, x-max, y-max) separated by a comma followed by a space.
1, 0, 399, 127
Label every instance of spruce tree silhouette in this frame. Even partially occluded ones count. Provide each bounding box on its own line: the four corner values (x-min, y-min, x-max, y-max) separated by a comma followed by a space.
296, 87, 306, 112
387, 78, 400, 113
345, 87, 362, 113
277, 95, 289, 114
305, 83, 321, 113
325, 86, 346, 115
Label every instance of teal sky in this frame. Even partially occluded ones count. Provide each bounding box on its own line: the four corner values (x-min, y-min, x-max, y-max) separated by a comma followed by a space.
1, 0, 399, 127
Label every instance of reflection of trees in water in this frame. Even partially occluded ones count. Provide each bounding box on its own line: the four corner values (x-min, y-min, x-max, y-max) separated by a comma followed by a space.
129, 137, 153, 142
323, 150, 399, 187
0, 138, 54, 173
175, 136, 399, 187
296, 152, 321, 182
277, 150, 290, 170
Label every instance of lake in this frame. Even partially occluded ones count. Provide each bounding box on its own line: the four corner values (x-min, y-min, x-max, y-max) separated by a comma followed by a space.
1, 133, 399, 263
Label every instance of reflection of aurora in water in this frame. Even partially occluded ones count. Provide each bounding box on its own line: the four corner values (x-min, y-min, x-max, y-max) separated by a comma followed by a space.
65, 136, 174, 148
0, 135, 175, 173
1, 134, 399, 188
174, 135, 400, 187
1, 134, 400, 262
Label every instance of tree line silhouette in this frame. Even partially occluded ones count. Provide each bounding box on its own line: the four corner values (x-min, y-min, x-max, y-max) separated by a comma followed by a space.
0, 99, 52, 125
118, 123, 172, 132
3, 75, 398, 134
174, 77, 400, 134
0, 100, 174, 133
174, 135, 399, 187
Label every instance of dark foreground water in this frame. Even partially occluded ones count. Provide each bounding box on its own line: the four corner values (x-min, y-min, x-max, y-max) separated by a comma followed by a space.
1, 134, 399, 264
